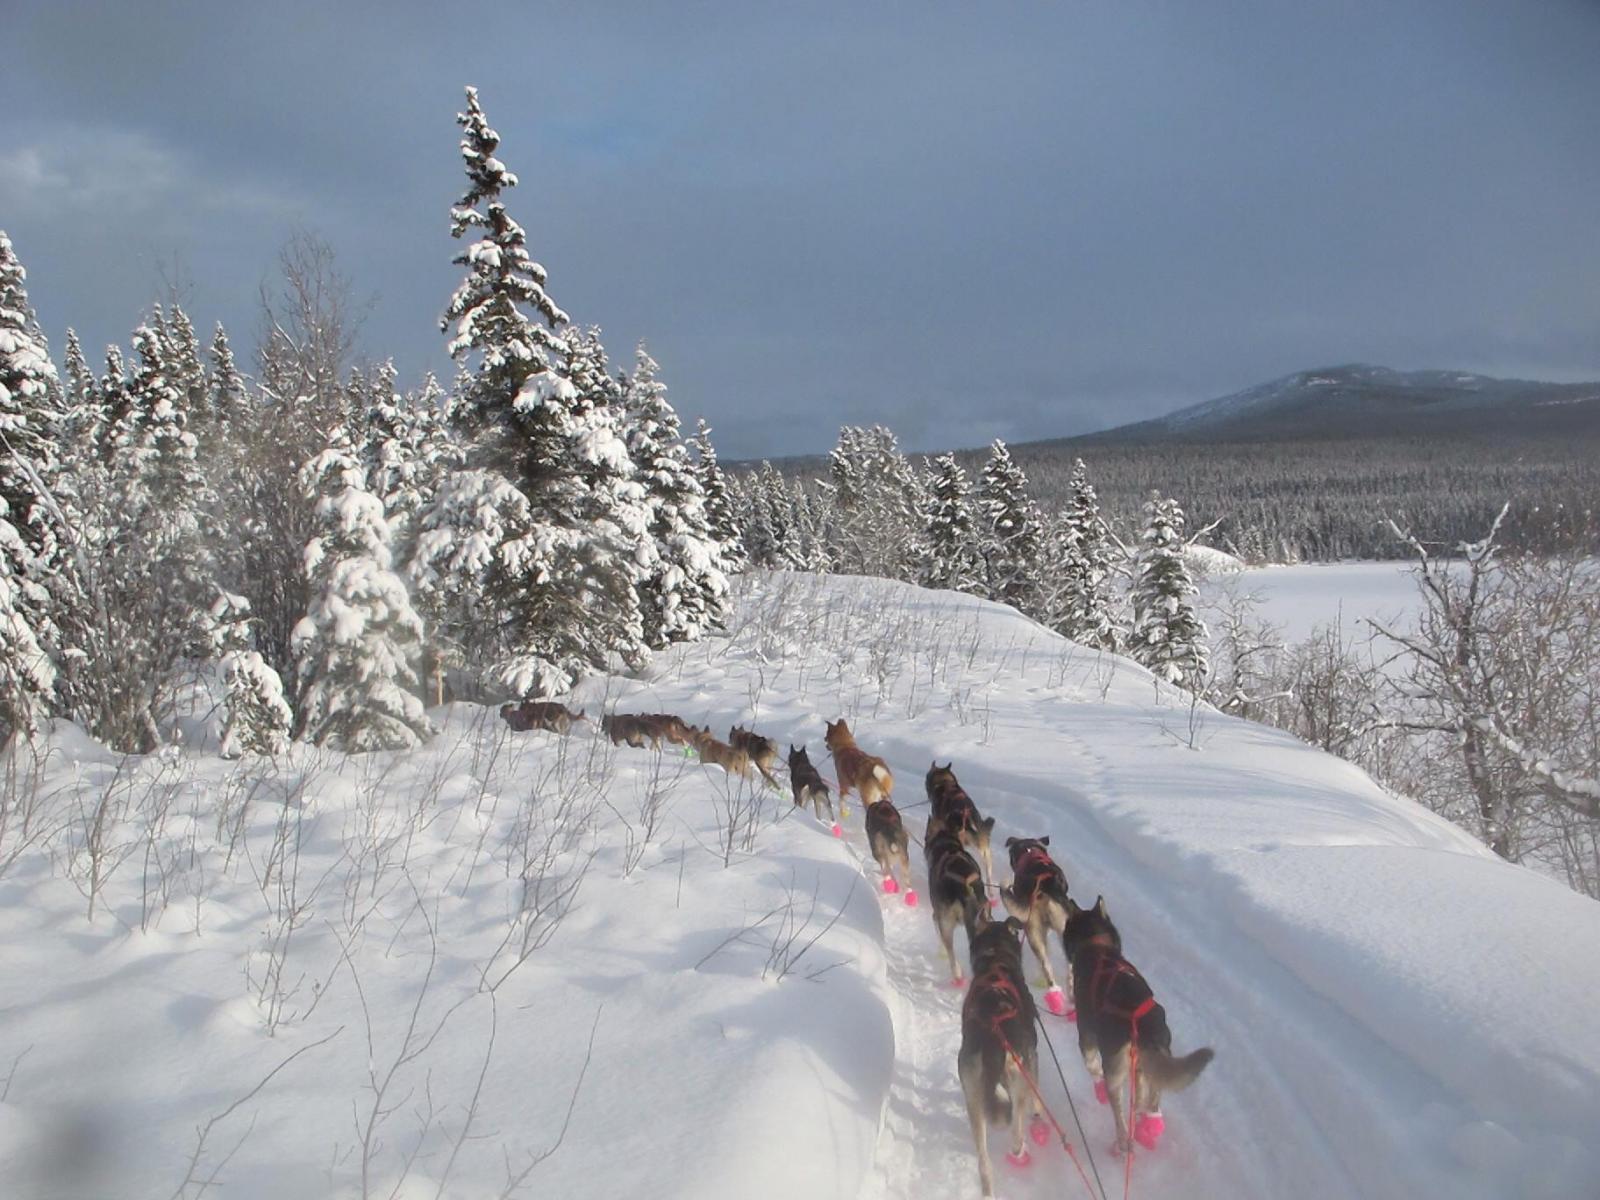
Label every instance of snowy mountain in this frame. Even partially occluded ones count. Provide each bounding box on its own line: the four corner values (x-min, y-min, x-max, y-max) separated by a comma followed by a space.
1081, 363, 1600, 441
2, 572, 1596, 1199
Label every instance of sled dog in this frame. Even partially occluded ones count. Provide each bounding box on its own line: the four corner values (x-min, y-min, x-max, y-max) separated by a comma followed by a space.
925, 812, 989, 985
825, 718, 894, 807
959, 916, 1042, 1199
500, 700, 585, 735
864, 797, 912, 894
925, 762, 997, 884
787, 744, 834, 822
1062, 896, 1214, 1155
998, 836, 1072, 1001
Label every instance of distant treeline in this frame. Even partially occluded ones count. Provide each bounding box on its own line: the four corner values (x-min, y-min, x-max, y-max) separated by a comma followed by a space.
755, 431, 1600, 563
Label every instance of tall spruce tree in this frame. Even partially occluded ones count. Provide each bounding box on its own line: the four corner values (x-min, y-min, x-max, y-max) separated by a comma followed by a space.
1056, 458, 1122, 651
976, 439, 1044, 612
921, 453, 984, 593
1129, 490, 1208, 691
421, 86, 651, 696
0, 232, 60, 736
293, 431, 433, 751
621, 344, 729, 647
689, 418, 745, 571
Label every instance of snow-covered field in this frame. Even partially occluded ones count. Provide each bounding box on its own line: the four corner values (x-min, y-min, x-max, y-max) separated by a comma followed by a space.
2, 572, 1597, 1200
1201, 560, 1427, 645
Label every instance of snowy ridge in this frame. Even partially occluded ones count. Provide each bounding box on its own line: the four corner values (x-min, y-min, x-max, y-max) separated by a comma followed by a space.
1, 572, 1596, 1199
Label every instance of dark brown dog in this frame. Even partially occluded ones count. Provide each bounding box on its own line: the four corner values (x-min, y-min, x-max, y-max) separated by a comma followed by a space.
787, 744, 834, 823
601, 713, 656, 749
1063, 897, 1214, 1155
925, 812, 988, 985
959, 917, 1041, 1198
998, 835, 1071, 1011
500, 700, 585, 734
925, 762, 997, 885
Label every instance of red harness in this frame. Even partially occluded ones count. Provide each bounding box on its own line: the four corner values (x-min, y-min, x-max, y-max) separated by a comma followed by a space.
1012, 846, 1059, 904
969, 962, 1026, 1030
1082, 944, 1157, 1025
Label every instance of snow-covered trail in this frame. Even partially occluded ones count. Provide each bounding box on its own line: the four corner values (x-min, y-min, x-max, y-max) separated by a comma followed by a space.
817, 730, 1357, 1200
656, 573, 1599, 1200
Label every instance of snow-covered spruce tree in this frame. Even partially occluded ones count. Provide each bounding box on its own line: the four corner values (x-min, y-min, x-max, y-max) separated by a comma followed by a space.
689, 418, 746, 571
418, 87, 650, 697
207, 322, 248, 438
97, 344, 131, 464
292, 431, 433, 751
622, 343, 729, 647
207, 591, 291, 757
921, 452, 984, 593
976, 439, 1044, 612
0, 232, 64, 561
1056, 457, 1123, 651
0, 232, 61, 737
364, 368, 461, 558
821, 426, 925, 580
59, 328, 101, 458
1129, 490, 1208, 691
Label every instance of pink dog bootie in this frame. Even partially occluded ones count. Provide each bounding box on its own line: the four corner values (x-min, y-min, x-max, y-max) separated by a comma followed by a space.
1030, 1117, 1051, 1146
1044, 986, 1067, 1017
903, 888, 918, 907
831, 823, 843, 838
1134, 1112, 1165, 1150
1094, 1079, 1109, 1105
881, 876, 899, 894
1006, 1149, 1032, 1168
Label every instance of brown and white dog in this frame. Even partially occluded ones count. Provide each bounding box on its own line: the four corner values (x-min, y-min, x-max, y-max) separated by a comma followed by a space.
998, 835, 1072, 1015
825, 719, 893, 812
1062, 896, 1214, 1155
925, 762, 997, 886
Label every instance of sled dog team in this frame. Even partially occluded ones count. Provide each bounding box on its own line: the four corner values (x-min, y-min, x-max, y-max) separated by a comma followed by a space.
503, 702, 1213, 1198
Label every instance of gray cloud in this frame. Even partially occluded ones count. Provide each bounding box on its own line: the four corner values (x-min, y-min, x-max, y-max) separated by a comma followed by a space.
3, 0, 1598, 458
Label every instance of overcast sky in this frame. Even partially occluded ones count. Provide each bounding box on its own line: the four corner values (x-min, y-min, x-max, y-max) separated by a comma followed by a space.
4, 1, 1598, 457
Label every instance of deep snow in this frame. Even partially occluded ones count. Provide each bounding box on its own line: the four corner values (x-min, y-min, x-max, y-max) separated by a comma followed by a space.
1, 571, 1596, 1199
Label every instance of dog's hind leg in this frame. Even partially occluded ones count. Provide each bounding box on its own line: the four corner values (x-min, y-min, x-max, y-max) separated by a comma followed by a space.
1003, 1052, 1036, 1167
959, 1048, 997, 1199
1102, 1042, 1133, 1155
936, 907, 964, 985
1025, 912, 1059, 992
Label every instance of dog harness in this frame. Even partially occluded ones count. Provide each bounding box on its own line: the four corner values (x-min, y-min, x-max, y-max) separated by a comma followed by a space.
1012, 845, 1061, 904
1081, 944, 1157, 1025
968, 961, 1026, 1031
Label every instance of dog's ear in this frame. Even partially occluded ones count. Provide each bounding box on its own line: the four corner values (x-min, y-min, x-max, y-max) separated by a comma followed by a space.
982, 816, 995, 832
1004, 916, 1026, 935
1066, 897, 1083, 917
1005, 836, 1020, 849
1040, 834, 1050, 846
1094, 895, 1107, 917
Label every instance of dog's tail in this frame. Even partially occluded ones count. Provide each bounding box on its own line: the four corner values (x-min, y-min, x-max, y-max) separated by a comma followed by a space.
872, 763, 892, 787
1141, 1045, 1215, 1091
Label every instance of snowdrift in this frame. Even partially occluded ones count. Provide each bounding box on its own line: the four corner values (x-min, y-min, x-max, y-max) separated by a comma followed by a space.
1, 571, 1594, 1200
